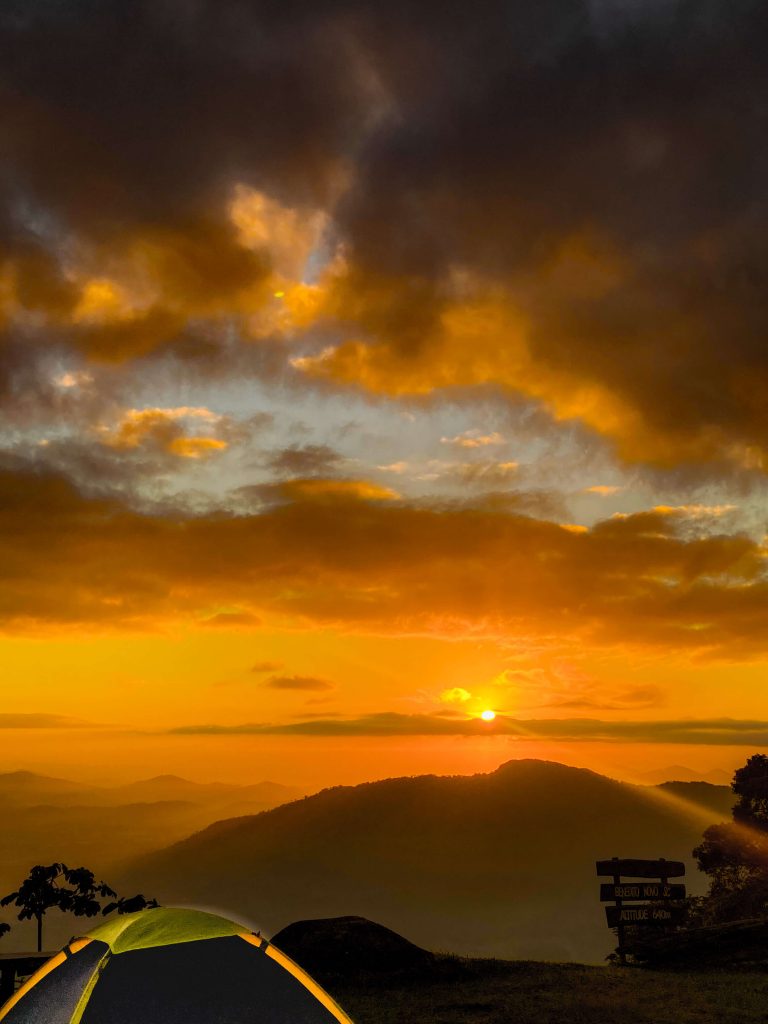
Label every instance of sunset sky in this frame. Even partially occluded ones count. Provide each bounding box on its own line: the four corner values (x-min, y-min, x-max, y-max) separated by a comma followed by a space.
1, 0, 767, 788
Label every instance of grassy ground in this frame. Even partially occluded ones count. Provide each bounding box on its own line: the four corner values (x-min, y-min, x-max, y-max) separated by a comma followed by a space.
321, 957, 768, 1024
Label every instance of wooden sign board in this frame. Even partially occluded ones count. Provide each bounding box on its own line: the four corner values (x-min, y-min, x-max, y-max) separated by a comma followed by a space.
595, 858, 685, 878
606, 904, 686, 928
600, 882, 686, 902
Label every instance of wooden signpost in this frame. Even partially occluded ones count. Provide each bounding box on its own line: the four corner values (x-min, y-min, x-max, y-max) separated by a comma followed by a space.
596, 857, 686, 963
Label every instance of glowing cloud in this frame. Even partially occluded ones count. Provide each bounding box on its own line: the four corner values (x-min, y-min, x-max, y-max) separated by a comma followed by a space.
97, 407, 230, 458
440, 687, 472, 704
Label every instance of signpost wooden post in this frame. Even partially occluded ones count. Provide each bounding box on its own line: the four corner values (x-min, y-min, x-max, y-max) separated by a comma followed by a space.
596, 857, 686, 964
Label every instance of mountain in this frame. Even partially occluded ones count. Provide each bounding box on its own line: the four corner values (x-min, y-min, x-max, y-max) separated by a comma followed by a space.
640, 766, 733, 786
0, 771, 98, 805
0, 771, 304, 949
119, 759, 725, 963
0, 770, 302, 812
0, 773, 303, 883
107, 776, 302, 815
655, 781, 733, 819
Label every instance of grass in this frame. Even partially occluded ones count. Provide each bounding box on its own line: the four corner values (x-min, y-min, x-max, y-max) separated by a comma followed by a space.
320, 957, 768, 1024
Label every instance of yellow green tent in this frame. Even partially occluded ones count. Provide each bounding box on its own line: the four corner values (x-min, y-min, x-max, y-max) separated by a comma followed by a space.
0, 907, 354, 1023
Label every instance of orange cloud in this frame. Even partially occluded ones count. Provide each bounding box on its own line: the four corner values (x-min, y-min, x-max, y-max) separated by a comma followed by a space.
229, 186, 329, 281
440, 687, 472, 704
441, 430, 506, 449
292, 280, 716, 468
239, 478, 400, 506
1, 468, 767, 659
289, 226, 768, 474
98, 407, 229, 459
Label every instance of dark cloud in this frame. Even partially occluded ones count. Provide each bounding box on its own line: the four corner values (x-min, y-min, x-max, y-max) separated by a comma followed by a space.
315, 3, 768, 470
266, 444, 345, 477
264, 675, 335, 692
0, 400, 275, 512
0, 0, 366, 232
251, 661, 284, 674
1, 1, 767, 469
169, 712, 768, 745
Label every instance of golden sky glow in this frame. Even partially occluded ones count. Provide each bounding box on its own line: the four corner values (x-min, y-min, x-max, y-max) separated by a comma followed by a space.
0, 1, 767, 789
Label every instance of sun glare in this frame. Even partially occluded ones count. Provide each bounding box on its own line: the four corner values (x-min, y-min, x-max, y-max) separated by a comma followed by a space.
481, 709, 496, 722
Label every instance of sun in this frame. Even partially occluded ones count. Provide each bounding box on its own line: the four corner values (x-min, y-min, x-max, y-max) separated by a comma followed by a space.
480, 709, 496, 722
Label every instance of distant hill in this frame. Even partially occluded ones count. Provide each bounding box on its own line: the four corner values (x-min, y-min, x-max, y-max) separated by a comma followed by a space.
0, 771, 98, 804
0, 771, 302, 812
107, 776, 302, 817
0, 771, 304, 949
655, 781, 733, 819
0, 773, 303, 876
118, 759, 726, 963
639, 766, 732, 786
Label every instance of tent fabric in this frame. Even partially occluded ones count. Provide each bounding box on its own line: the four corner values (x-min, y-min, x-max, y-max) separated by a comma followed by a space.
0, 941, 108, 1024
0, 909, 354, 1024
83, 907, 246, 953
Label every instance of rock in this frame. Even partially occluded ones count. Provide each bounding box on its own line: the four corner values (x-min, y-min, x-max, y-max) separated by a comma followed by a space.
271, 916, 435, 975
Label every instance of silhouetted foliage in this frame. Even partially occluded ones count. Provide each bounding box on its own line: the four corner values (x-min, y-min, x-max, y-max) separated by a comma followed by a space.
102, 894, 160, 915
692, 755, 768, 923
1, 864, 70, 951
1, 863, 158, 950
58, 867, 117, 919
732, 756, 768, 830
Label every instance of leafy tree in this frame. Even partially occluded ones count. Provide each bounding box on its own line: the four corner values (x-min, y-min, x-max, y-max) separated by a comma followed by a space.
693, 755, 768, 922
0, 864, 116, 951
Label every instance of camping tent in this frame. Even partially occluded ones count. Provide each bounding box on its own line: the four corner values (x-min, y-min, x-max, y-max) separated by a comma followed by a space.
0, 906, 354, 1023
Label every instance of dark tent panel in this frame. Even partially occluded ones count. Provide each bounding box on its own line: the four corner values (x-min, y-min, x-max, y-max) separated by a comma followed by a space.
80, 936, 343, 1024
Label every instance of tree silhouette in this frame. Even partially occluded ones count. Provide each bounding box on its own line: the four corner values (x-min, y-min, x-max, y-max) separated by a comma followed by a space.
0, 864, 116, 951
58, 867, 117, 920
732, 755, 768, 830
1, 864, 64, 952
693, 755, 768, 921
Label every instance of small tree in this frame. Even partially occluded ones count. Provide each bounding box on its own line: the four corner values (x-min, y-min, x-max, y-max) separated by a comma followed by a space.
0, 864, 116, 951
